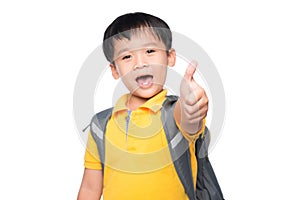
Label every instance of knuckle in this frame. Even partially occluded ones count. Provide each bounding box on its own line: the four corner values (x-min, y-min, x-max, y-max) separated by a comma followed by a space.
184, 105, 193, 114
204, 98, 209, 105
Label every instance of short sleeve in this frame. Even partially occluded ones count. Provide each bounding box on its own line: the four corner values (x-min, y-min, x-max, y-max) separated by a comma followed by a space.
84, 131, 102, 170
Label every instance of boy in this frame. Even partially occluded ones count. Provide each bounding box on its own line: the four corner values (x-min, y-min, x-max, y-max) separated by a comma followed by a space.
77, 12, 208, 200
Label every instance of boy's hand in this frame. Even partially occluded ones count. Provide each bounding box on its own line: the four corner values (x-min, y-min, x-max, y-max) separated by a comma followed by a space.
178, 61, 208, 134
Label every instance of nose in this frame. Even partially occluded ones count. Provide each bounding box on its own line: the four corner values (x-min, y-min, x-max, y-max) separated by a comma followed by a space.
134, 64, 148, 70
133, 52, 147, 70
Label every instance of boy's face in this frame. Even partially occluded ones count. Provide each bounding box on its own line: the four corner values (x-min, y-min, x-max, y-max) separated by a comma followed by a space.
110, 31, 176, 99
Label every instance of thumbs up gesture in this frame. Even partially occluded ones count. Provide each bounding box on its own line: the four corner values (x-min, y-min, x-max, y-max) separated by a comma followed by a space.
174, 61, 209, 135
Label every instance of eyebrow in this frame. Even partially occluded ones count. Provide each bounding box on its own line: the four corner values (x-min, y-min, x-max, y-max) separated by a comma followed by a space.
116, 42, 160, 57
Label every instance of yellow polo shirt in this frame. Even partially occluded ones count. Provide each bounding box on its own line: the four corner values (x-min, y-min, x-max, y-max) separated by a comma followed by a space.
84, 90, 205, 200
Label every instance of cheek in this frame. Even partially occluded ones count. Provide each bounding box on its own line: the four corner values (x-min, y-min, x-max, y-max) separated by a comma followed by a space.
154, 67, 167, 83
118, 68, 136, 86
117, 65, 132, 77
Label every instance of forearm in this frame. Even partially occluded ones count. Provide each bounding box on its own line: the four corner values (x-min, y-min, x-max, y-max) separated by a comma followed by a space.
77, 186, 102, 200
77, 169, 103, 200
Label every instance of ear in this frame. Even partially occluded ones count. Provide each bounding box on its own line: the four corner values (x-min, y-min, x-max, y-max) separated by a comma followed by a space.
167, 48, 176, 67
110, 63, 120, 79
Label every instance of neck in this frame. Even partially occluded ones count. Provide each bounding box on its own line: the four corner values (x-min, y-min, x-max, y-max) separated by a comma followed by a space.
126, 94, 148, 110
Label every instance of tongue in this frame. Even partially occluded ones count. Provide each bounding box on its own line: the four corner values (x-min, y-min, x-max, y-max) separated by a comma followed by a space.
136, 75, 153, 88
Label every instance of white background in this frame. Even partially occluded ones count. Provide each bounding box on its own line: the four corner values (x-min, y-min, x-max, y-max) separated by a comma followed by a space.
1, 0, 299, 199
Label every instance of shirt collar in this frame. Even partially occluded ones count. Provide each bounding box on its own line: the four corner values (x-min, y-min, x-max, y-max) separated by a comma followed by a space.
113, 90, 167, 114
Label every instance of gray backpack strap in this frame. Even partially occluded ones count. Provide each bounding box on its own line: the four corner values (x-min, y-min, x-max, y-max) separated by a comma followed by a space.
196, 128, 224, 200
90, 107, 113, 171
161, 95, 196, 200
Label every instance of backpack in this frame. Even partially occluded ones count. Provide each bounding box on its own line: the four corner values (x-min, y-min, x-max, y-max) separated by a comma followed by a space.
88, 95, 224, 200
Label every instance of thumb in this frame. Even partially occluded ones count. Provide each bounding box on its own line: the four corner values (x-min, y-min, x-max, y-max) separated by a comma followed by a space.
184, 60, 197, 81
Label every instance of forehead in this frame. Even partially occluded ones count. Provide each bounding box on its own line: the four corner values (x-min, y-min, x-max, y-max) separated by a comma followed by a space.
113, 31, 166, 56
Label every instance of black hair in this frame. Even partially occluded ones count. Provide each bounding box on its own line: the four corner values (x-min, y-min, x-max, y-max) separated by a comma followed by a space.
102, 12, 172, 63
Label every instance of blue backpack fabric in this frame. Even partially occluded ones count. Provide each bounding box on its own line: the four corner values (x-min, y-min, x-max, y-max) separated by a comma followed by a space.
88, 95, 224, 200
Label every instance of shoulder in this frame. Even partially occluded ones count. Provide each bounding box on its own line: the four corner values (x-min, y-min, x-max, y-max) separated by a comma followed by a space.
93, 107, 114, 121
162, 95, 179, 107
89, 107, 114, 137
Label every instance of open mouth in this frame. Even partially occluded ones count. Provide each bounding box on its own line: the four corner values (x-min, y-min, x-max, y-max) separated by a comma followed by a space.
135, 75, 154, 88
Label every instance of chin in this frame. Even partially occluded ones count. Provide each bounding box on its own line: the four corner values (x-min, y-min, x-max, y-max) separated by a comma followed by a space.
133, 87, 163, 99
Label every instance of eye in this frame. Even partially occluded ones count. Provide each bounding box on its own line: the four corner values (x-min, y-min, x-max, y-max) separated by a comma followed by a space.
122, 55, 131, 60
146, 49, 155, 54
